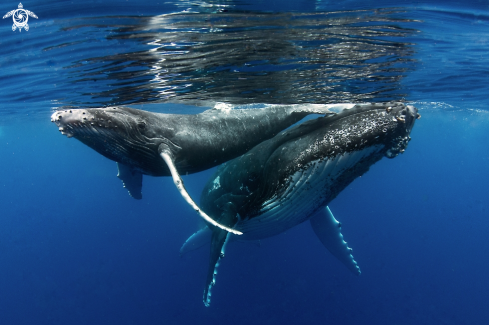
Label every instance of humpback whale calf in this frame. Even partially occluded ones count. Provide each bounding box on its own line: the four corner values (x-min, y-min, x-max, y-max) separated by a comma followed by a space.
51, 103, 352, 233
180, 102, 419, 306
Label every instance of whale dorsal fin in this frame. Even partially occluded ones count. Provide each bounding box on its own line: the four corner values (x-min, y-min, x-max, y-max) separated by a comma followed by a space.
116, 163, 143, 200
310, 206, 361, 275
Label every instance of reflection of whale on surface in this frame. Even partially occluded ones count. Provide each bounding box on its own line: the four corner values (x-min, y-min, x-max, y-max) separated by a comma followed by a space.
51, 103, 353, 233
61, 11, 416, 108
180, 102, 419, 306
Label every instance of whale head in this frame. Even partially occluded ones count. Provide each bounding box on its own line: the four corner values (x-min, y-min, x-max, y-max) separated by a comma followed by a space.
202, 102, 420, 239
51, 106, 169, 174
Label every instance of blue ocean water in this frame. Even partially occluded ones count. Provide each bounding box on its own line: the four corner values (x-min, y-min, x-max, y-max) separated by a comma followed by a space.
1, 0, 488, 324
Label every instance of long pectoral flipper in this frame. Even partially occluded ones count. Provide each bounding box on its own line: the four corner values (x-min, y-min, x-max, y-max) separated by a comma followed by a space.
180, 226, 212, 256
203, 225, 230, 307
117, 163, 143, 199
159, 150, 242, 235
310, 206, 361, 275
202, 203, 238, 307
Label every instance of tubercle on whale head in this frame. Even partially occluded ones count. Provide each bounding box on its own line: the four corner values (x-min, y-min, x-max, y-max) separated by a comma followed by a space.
51, 107, 161, 146
51, 109, 86, 138
51, 107, 123, 138
50, 107, 164, 171
384, 104, 418, 158
277, 102, 420, 178
50, 106, 170, 141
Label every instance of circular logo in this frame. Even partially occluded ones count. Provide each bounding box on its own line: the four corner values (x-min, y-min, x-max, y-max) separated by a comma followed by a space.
13, 9, 28, 28
3, 3, 38, 32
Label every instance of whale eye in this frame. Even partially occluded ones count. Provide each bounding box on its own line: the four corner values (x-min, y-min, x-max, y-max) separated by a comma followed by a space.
137, 121, 146, 129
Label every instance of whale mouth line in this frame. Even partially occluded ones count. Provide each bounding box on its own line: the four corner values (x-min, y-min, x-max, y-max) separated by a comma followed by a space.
56, 120, 97, 138
50, 109, 155, 166
51, 109, 137, 141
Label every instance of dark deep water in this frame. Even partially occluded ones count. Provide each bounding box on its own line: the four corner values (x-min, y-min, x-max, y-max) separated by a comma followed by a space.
1, 0, 489, 324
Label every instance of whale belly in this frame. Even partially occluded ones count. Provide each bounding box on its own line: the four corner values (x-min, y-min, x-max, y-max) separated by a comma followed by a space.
236, 145, 384, 240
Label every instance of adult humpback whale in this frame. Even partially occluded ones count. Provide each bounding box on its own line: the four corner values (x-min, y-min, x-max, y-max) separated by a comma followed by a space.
180, 102, 419, 306
51, 103, 352, 233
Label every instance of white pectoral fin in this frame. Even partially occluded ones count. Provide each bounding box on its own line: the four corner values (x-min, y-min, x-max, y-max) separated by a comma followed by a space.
310, 206, 361, 275
117, 163, 143, 199
159, 151, 242, 235
180, 227, 212, 256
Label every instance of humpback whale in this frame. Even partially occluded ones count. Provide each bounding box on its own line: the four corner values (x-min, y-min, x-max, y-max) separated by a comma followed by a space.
180, 102, 419, 306
51, 103, 352, 233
